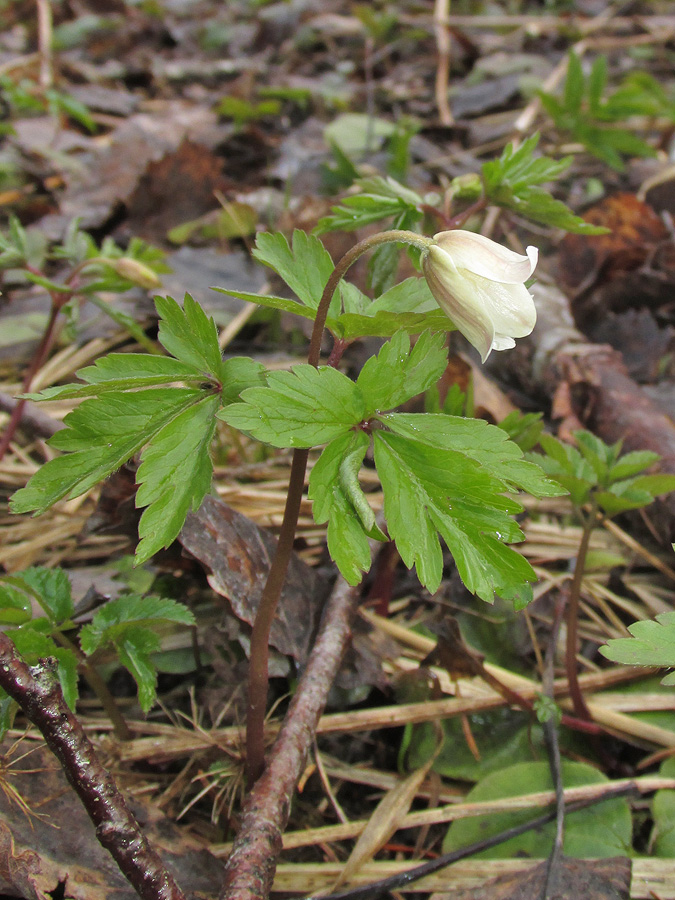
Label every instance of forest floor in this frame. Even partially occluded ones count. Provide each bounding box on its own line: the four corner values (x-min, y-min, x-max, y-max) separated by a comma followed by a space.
4, 2, 675, 899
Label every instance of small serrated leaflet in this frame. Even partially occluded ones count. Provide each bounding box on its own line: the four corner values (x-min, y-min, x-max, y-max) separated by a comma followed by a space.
135, 394, 220, 564
219, 365, 365, 448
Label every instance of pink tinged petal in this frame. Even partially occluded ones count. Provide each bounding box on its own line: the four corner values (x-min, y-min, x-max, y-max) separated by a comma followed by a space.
432, 230, 538, 284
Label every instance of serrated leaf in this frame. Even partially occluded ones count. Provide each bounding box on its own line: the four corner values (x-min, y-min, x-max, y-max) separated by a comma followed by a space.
381, 414, 565, 498
212, 288, 320, 322
600, 611, 675, 673
219, 365, 365, 449
315, 194, 408, 234
134, 395, 220, 564
25, 354, 205, 401
117, 626, 161, 713
11, 388, 211, 514
80, 594, 195, 656
156, 294, 226, 379
373, 430, 536, 598
607, 450, 659, 481
220, 357, 268, 406
251, 230, 335, 309
18, 567, 73, 623
309, 431, 381, 584
482, 134, 608, 235
0, 582, 33, 625
356, 331, 448, 415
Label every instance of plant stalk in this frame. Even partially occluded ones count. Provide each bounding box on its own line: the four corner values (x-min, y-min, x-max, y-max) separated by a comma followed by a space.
245, 229, 431, 784
565, 512, 595, 721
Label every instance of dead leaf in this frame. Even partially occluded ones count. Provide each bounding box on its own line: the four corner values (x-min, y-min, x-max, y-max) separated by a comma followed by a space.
333, 751, 440, 890
125, 139, 230, 243
436, 854, 631, 900
0, 745, 225, 900
558, 194, 668, 294
180, 496, 327, 664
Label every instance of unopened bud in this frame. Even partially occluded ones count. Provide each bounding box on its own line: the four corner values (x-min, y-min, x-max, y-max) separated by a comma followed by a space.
114, 258, 161, 290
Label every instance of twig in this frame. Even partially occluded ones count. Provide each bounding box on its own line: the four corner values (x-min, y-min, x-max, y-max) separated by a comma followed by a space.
433, 0, 453, 126
35, 0, 53, 89
0, 633, 186, 900
221, 572, 367, 900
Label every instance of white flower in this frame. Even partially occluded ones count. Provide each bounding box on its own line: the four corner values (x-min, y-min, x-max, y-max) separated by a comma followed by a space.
422, 230, 538, 362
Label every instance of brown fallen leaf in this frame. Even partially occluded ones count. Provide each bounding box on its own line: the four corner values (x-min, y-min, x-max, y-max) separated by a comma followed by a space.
432, 854, 631, 900
0, 744, 225, 900
180, 496, 328, 664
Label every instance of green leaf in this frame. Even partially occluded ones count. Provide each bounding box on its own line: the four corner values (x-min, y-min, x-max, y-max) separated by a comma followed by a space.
80, 594, 195, 656
653, 756, 675, 856
382, 414, 565, 498
26, 354, 206, 401
309, 431, 382, 585
443, 760, 631, 859
482, 134, 608, 235
251, 230, 335, 309
373, 430, 536, 599
11, 388, 211, 514
18, 567, 73, 623
356, 331, 448, 415
600, 610, 675, 674
156, 294, 226, 380
0, 581, 33, 625
607, 450, 659, 482
630, 474, 675, 497
563, 51, 585, 117
117, 627, 160, 713
134, 394, 220, 564
220, 357, 268, 406
219, 365, 365, 449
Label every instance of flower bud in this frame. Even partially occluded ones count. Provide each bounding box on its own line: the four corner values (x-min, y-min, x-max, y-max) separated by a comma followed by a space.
113, 258, 161, 290
422, 230, 538, 362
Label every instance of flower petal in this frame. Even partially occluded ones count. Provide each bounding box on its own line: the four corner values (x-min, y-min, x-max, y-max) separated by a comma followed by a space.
466, 275, 537, 338
432, 231, 538, 284
423, 247, 495, 361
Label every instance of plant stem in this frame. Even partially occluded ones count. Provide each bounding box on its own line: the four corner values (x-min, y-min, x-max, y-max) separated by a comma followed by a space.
52, 631, 132, 741
0, 301, 62, 462
565, 512, 595, 721
245, 229, 431, 784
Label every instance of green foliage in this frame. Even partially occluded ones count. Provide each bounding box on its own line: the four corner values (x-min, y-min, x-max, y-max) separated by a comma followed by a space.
443, 760, 632, 859
0, 566, 195, 729
315, 175, 424, 235
540, 52, 661, 170
652, 756, 675, 856
0, 74, 95, 132
530, 429, 675, 514
219, 364, 365, 449
482, 134, 608, 233
80, 594, 195, 712
216, 95, 281, 126
215, 229, 450, 340
11, 296, 264, 563
600, 610, 675, 684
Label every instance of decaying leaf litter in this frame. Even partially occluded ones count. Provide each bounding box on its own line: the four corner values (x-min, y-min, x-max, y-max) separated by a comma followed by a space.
4, 1, 675, 898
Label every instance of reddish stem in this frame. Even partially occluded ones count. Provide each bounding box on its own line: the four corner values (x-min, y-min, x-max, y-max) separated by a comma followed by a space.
565, 516, 595, 721
245, 230, 431, 784
0, 301, 62, 462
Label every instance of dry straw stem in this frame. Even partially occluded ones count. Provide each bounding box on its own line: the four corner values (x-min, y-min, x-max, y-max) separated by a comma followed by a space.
271, 857, 675, 897
114, 662, 665, 768
213, 775, 675, 854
